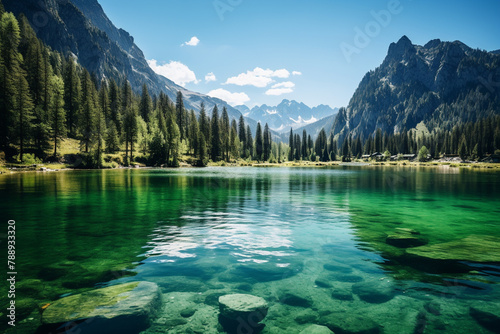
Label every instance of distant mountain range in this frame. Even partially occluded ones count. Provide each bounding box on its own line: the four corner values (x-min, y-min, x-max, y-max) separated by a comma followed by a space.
332, 35, 500, 141
3, 0, 247, 124
235, 100, 338, 133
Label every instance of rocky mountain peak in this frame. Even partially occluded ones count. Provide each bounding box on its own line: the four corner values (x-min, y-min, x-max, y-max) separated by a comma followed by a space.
386, 35, 416, 61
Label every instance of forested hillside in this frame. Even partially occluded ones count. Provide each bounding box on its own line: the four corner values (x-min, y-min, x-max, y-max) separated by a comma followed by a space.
0, 5, 278, 168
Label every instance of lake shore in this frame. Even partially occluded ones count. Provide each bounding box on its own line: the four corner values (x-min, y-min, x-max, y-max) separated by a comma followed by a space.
2, 159, 500, 175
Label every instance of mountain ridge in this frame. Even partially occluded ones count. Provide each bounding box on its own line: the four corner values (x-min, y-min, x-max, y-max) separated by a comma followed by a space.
332, 35, 500, 141
236, 99, 338, 133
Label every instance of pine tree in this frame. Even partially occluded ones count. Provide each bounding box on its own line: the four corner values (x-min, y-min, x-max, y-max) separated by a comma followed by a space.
108, 79, 122, 134
294, 134, 301, 160
94, 88, 107, 168
106, 123, 119, 153
197, 133, 208, 167
165, 108, 180, 167
458, 135, 468, 161
210, 105, 220, 161
139, 84, 152, 124
188, 109, 199, 155
50, 75, 65, 157
63, 59, 80, 137
148, 123, 167, 165
263, 123, 271, 161
199, 102, 210, 150
221, 106, 230, 161
238, 115, 246, 157
342, 136, 350, 162
302, 130, 308, 159
123, 106, 138, 165
288, 128, 294, 161
13, 68, 34, 161
246, 125, 253, 159
230, 119, 239, 160
176, 91, 185, 141
79, 70, 96, 152
255, 122, 263, 161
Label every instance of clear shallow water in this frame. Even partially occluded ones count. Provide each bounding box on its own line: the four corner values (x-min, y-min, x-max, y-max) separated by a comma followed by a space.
1, 166, 500, 333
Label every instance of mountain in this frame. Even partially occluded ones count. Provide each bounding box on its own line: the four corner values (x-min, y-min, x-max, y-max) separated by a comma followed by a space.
332, 36, 500, 141
3, 0, 246, 124
235, 100, 338, 133
277, 114, 337, 142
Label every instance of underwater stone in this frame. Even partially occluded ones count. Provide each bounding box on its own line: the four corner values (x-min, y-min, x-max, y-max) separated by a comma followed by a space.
218, 294, 268, 333
232, 262, 303, 282
352, 281, 394, 304
406, 235, 500, 262
279, 291, 313, 308
294, 309, 319, 324
323, 263, 353, 274
334, 274, 363, 283
314, 276, 332, 288
470, 303, 500, 332
320, 314, 381, 334
300, 324, 334, 334
219, 294, 268, 320
180, 307, 196, 318
41, 281, 161, 334
385, 234, 428, 248
331, 289, 354, 301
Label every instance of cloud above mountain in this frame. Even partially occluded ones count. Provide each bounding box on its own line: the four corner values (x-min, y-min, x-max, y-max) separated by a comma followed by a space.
147, 59, 200, 87
205, 72, 216, 82
207, 88, 250, 106
224, 67, 290, 87
265, 81, 295, 95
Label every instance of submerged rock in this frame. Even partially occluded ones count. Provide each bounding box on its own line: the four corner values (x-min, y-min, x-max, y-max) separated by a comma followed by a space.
278, 290, 313, 308
470, 303, 500, 332
230, 262, 303, 282
406, 235, 500, 262
352, 281, 395, 304
41, 281, 161, 334
320, 314, 381, 334
294, 309, 319, 324
218, 294, 268, 333
314, 276, 332, 288
331, 289, 354, 301
385, 229, 428, 248
323, 263, 353, 274
300, 324, 334, 334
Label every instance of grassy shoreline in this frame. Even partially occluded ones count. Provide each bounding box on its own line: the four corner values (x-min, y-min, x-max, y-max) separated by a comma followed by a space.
2, 159, 500, 176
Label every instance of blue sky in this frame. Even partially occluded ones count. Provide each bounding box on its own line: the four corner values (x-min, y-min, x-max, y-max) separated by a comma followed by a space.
99, 0, 500, 109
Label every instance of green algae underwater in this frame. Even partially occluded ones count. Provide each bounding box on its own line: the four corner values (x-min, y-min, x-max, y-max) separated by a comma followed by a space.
1, 166, 499, 333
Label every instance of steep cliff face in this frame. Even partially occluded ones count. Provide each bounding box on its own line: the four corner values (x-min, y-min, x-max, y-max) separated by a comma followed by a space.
3, 0, 247, 124
332, 36, 500, 140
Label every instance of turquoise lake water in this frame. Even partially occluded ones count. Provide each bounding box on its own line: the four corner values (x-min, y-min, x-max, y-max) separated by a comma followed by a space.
1, 166, 499, 333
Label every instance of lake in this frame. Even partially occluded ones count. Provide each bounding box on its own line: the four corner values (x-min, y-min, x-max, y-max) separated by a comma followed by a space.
1, 166, 500, 333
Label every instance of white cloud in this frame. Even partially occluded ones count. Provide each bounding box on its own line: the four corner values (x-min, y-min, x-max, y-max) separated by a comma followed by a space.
182, 36, 200, 46
224, 67, 291, 87
147, 59, 200, 87
292, 71, 302, 76
205, 72, 216, 83
207, 88, 250, 106
265, 88, 294, 96
271, 81, 295, 89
